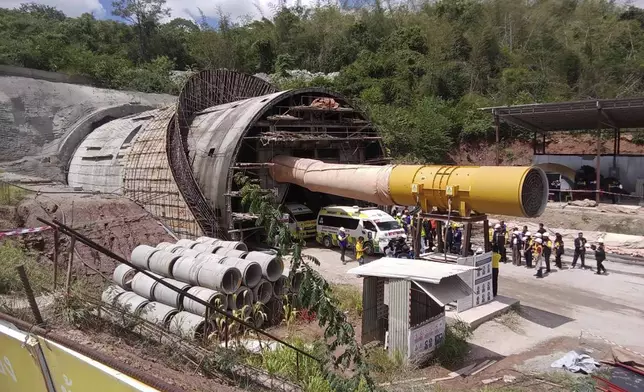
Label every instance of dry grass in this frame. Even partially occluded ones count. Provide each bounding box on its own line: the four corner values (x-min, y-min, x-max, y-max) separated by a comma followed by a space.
495, 308, 524, 334
330, 284, 363, 317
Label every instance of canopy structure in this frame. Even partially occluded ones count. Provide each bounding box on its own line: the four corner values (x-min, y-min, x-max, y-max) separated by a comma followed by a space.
481, 97, 644, 202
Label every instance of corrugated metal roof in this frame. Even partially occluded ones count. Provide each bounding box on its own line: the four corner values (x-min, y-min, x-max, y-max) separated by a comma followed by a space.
346, 258, 476, 284
413, 276, 472, 307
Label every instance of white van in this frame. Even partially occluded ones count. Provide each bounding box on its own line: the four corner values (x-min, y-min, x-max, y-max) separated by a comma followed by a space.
283, 203, 317, 239
316, 206, 405, 255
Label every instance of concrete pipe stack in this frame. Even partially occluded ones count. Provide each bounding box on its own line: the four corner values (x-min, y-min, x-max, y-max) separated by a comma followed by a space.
102, 239, 284, 340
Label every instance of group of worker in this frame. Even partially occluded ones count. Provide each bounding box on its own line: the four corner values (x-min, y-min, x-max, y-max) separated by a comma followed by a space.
490, 222, 608, 279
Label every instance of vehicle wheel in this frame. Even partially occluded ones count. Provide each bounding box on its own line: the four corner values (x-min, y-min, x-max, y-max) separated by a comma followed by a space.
323, 236, 333, 248
364, 242, 374, 256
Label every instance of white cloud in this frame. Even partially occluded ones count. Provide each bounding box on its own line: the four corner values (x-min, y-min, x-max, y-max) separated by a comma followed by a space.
0, 0, 105, 17
165, 0, 319, 22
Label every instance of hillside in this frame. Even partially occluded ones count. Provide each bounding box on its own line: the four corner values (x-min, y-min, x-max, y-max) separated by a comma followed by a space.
2, 1, 644, 164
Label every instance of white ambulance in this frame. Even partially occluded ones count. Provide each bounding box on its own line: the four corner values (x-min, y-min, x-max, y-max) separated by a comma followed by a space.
283, 203, 317, 239
315, 206, 405, 255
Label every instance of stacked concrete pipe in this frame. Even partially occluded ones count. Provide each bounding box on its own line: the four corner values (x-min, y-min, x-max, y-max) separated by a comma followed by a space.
113, 264, 136, 290
214, 247, 248, 259
252, 279, 273, 304
140, 302, 179, 328
244, 251, 284, 282
182, 287, 227, 317
196, 236, 248, 251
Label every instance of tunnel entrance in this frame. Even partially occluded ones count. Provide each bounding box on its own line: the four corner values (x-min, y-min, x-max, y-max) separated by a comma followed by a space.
224, 90, 388, 242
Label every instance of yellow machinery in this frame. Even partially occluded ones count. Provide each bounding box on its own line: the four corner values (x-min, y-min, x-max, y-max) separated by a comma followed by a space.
270, 155, 548, 218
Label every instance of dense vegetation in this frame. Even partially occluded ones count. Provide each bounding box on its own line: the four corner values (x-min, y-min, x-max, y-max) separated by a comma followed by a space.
2, 0, 644, 162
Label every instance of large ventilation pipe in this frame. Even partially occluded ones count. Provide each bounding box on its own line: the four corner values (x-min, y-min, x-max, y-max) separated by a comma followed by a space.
270, 155, 549, 218
245, 251, 284, 282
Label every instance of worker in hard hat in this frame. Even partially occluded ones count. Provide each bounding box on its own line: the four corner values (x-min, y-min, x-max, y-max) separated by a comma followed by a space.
591, 239, 607, 275
395, 213, 403, 228
355, 236, 365, 266
338, 227, 348, 265
554, 233, 564, 269
572, 232, 587, 269
542, 232, 552, 273
533, 237, 544, 278
523, 232, 533, 268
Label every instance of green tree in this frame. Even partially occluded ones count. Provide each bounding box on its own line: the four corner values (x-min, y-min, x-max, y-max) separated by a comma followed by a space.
111, 0, 170, 61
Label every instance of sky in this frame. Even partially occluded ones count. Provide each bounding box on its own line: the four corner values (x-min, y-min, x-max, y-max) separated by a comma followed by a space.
0, 0, 643, 24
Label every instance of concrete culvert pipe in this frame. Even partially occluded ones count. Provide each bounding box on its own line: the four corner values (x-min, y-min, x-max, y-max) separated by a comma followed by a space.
112, 264, 137, 290
130, 245, 158, 269
273, 276, 287, 298
176, 239, 198, 248
215, 240, 248, 252
218, 257, 262, 288
192, 243, 221, 254
195, 236, 220, 245
183, 287, 228, 316
140, 301, 179, 328
169, 311, 212, 340
153, 278, 190, 309
159, 243, 184, 253
228, 286, 253, 311
131, 272, 162, 300
155, 242, 175, 250
172, 256, 208, 285
195, 253, 227, 264
253, 312, 266, 329
252, 279, 273, 304
196, 261, 241, 295
101, 285, 126, 306
214, 248, 248, 259
245, 251, 284, 282
171, 247, 203, 258
147, 251, 181, 278
115, 292, 150, 315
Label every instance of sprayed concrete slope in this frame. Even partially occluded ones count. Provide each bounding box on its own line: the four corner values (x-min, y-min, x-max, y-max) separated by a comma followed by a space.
0, 75, 174, 181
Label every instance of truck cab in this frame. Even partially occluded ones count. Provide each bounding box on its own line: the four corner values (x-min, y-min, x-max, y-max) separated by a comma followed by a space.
283, 203, 317, 239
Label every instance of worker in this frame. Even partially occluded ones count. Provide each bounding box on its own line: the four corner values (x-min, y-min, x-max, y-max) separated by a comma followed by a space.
572, 232, 587, 269
537, 223, 547, 235
542, 232, 552, 273
512, 229, 522, 266
422, 218, 431, 250
384, 237, 396, 257
493, 224, 507, 263
554, 233, 564, 269
395, 213, 403, 228
522, 225, 528, 238
534, 237, 544, 278
592, 239, 607, 275
394, 235, 410, 258
452, 224, 463, 254
523, 232, 533, 268
355, 236, 365, 266
492, 246, 501, 297
338, 227, 349, 265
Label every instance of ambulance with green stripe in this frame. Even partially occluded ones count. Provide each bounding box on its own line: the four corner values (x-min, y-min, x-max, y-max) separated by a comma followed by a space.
284, 203, 317, 239
316, 206, 405, 255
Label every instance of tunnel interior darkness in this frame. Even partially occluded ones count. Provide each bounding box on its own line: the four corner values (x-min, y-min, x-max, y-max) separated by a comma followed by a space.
228, 90, 387, 240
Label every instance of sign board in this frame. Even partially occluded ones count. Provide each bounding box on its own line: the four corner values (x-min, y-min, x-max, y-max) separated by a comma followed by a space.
456, 252, 493, 312
37, 336, 158, 392
407, 313, 446, 360
0, 324, 50, 392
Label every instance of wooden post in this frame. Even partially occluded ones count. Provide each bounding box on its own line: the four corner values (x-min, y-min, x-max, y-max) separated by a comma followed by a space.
66, 237, 76, 297
461, 223, 472, 256
483, 219, 491, 253
436, 221, 444, 253
16, 265, 44, 325
53, 228, 59, 290
596, 122, 602, 204
494, 113, 501, 166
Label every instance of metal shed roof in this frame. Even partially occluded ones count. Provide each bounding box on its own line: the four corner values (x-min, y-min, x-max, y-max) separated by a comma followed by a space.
347, 258, 476, 284
481, 97, 644, 131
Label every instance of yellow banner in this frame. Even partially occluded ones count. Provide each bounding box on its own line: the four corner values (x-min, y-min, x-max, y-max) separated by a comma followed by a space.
37, 336, 159, 392
0, 323, 50, 392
